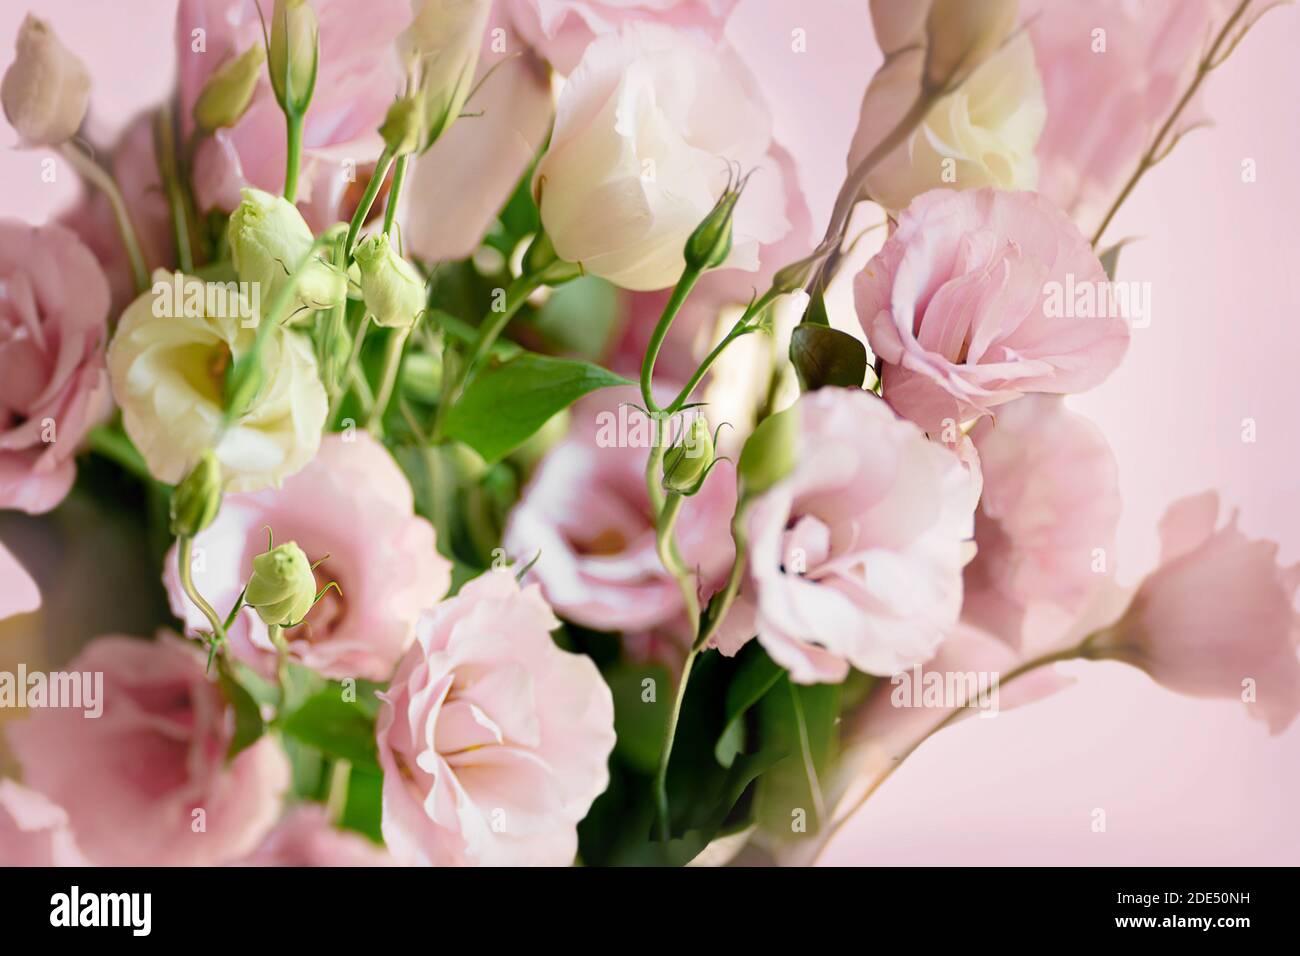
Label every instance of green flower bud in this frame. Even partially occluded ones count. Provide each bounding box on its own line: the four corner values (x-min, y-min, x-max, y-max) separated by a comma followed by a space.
245, 541, 316, 627
269, 0, 318, 114
738, 405, 798, 495
169, 451, 222, 537
379, 95, 424, 157
684, 183, 740, 273
400, 0, 492, 150
353, 233, 426, 329
228, 188, 346, 312
192, 43, 265, 132
662, 416, 714, 495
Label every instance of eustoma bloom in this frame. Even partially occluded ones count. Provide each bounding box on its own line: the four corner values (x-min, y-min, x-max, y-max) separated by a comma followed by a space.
7, 634, 290, 865
961, 395, 1120, 646
376, 572, 616, 866
855, 188, 1129, 432
534, 22, 789, 291
238, 806, 396, 866
107, 271, 327, 491
0, 221, 111, 514
164, 432, 450, 680
722, 387, 977, 683
0, 780, 90, 866
504, 388, 736, 634
1090, 493, 1300, 734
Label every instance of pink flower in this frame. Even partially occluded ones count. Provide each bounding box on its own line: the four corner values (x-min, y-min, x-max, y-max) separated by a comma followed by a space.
6, 633, 290, 865
1092, 492, 1300, 734
61, 115, 175, 313
0, 780, 91, 866
376, 571, 615, 866
177, 0, 409, 231
732, 387, 977, 683
504, 388, 736, 634
1027, 0, 1215, 232
0, 220, 111, 514
962, 395, 1120, 646
165, 432, 450, 681
237, 806, 396, 866
855, 188, 1129, 432
505, 0, 739, 74
1, 541, 39, 620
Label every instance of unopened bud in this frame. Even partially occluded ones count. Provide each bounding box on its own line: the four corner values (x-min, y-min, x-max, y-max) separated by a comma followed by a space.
269, 0, 318, 114
353, 233, 426, 329
379, 95, 424, 157
401, 0, 492, 150
1, 15, 90, 146
193, 43, 265, 132
684, 181, 741, 273
245, 541, 316, 627
229, 188, 345, 312
170, 451, 222, 537
662, 417, 715, 495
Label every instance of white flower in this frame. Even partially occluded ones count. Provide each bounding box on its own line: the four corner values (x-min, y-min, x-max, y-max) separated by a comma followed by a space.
107, 271, 327, 492
533, 23, 789, 291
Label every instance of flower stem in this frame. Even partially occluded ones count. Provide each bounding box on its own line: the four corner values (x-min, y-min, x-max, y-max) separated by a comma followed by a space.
59, 142, 149, 293
283, 111, 304, 204
1090, 0, 1253, 246
383, 153, 408, 236
640, 267, 702, 414
177, 534, 227, 651
344, 147, 395, 258
367, 327, 410, 434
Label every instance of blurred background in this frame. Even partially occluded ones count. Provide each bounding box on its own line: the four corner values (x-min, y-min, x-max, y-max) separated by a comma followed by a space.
1, 0, 1297, 865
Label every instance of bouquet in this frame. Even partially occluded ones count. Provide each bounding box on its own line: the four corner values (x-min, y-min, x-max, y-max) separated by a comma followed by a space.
0, 0, 1295, 869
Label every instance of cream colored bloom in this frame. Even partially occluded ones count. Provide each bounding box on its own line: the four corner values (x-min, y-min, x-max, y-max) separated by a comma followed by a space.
864, 33, 1045, 212
1, 15, 90, 146
107, 271, 327, 492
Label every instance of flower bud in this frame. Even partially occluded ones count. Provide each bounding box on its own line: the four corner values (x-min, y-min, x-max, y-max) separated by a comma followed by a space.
923, 0, 1018, 93
379, 95, 425, 157
353, 233, 426, 329
228, 188, 346, 311
245, 541, 316, 627
169, 451, 222, 537
193, 43, 265, 132
738, 404, 798, 495
269, 0, 318, 114
1, 15, 90, 146
662, 417, 715, 495
684, 184, 740, 274
400, 0, 492, 150
789, 322, 868, 391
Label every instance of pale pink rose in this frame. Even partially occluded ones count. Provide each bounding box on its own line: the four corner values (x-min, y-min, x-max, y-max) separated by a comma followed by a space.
535, 22, 790, 291
504, 387, 736, 634
0, 780, 91, 866
376, 571, 615, 866
1027, 0, 1215, 232
7, 633, 290, 865
237, 806, 396, 866
0, 220, 111, 514
403, 14, 553, 263
1, 541, 40, 619
505, 0, 739, 74
1093, 492, 1300, 734
732, 387, 977, 683
177, 0, 409, 232
855, 188, 1129, 432
165, 432, 450, 681
962, 395, 1120, 646
61, 115, 175, 313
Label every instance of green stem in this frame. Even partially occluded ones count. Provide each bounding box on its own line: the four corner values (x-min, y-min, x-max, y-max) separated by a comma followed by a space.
153, 104, 195, 274
654, 643, 700, 842
283, 111, 304, 203
367, 327, 410, 434
177, 535, 226, 647
697, 504, 749, 651
640, 267, 702, 413
383, 153, 408, 236
344, 147, 395, 258
59, 142, 149, 293
664, 288, 778, 414
329, 313, 371, 424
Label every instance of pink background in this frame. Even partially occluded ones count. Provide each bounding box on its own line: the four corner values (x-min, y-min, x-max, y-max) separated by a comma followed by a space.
2, 1, 1297, 865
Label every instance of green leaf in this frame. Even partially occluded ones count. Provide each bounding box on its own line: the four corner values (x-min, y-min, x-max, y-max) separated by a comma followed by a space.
605, 663, 672, 775
443, 353, 630, 464
789, 323, 867, 391
279, 687, 380, 770
714, 643, 783, 768
753, 677, 841, 838
338, 766, 384, 843
216, 656, 266, 761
